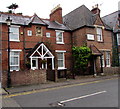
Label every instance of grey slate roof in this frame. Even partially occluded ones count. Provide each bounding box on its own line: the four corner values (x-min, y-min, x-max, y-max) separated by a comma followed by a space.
43, 20, 71, 31
0, 12, 70, 31
0, 13, 31, 25
102, 11, 119, 32
63, 5, 96, 30
63, 5, 111, 31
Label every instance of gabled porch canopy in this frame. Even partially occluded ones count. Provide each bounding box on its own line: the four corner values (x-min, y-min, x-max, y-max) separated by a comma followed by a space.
28, 43, 54, 70
90, 44, 102, 56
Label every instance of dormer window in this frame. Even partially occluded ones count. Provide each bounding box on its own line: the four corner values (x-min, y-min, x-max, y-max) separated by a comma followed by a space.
96, 27, 103, 42
36, 26, 42, 36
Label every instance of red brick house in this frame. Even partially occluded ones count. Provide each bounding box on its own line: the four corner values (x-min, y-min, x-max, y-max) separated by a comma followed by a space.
102, 10, 120, 66
0, 5, 113, 87
63, 5, 113, 75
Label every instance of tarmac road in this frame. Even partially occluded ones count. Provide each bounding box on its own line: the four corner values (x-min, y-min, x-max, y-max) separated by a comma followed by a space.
3, 77, 118, 108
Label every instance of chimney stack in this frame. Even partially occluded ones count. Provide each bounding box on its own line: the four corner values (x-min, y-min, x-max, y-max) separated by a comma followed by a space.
50, 4, 63, 24
91, 4, 101, 16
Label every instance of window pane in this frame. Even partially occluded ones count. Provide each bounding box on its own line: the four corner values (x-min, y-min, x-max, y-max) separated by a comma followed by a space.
56, 31, 63, 43
97, 27, 102, 41
58, 60, 63, 67
9, 27, 19, 40
117, 34, 120, 45
10, 66, 19, 71
106, 52, 110, 66
57, 53, 63, 60
10, 51, 20, 71
10, 33, 19, 40
32, 60, 36, 67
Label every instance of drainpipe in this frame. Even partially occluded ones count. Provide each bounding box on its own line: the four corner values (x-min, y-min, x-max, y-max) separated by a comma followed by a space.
23, 22, 26, 68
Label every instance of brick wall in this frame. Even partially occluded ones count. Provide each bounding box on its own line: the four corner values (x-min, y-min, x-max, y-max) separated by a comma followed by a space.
2, 69, 46, 87
103, 67, 119, 75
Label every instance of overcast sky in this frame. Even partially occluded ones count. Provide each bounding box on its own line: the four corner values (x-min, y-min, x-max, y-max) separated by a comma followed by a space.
0, 0, 119, 18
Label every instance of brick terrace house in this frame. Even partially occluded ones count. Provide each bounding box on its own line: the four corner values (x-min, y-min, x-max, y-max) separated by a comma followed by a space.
102, 11, 120, 66
1, 5, 72, 87
63, 5, 113, 75
0, 5, 113, 87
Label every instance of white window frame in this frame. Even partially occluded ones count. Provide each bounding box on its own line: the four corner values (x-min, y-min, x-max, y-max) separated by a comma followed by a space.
31, 58, 38, 70
9, 25, 20, 42
96, 27, 103, 42
10, 49, 21, 71
87, 34, 94, 40
106, 51, 111, 67
55, 30, 64, 44
117, 33, 120, 45
101, 55, 105, 67
55, 50, 66, 70
27, 30, 32, 36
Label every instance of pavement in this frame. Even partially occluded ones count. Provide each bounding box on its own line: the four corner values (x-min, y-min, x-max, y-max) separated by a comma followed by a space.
2, 74, 119, 95
1, 74, 119, 108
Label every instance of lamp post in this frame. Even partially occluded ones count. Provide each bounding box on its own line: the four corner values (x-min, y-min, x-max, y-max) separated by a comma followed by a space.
6, 16, 12, 88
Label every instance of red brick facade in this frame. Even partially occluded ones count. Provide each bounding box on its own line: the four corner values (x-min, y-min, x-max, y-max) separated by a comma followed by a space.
1, 5, 114, 87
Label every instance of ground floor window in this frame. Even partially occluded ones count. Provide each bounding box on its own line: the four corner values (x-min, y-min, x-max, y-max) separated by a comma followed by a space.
56, 50, 66, 69
106, 51, 111, 67
10, 51, 20, 71
119, 53, 120, 65
101, 55, 105, 67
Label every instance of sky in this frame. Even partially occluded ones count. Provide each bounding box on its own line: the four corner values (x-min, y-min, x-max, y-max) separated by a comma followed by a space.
0, 0, 120, 18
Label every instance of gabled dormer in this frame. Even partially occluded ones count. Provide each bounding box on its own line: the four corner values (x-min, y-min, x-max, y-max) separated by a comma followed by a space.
29, 13, 47, 25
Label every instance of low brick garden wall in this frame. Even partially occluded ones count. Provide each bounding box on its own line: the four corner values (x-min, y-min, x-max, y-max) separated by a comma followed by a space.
103, 67, 119, 75
2, 69, 46, 87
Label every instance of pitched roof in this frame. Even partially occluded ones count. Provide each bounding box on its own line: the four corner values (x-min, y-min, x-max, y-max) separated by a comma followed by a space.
0, 12, 70, 31
29, 13, 47, 25
63, 5, 111, 31
43, 20, 71, 31
102, 11, 119, 32
63, 5, 96, 30
0, 12, 31, 25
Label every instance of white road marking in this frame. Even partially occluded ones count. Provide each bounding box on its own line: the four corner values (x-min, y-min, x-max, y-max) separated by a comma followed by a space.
60, 91, 107, 103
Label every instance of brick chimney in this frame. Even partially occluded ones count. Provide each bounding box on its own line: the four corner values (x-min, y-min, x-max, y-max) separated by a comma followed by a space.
50, 4, 63, 24
91, 4, 100, 16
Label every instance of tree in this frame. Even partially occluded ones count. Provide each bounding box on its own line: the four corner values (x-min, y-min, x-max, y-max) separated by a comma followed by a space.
72, 46, 91, 74
7, 3, 18, 13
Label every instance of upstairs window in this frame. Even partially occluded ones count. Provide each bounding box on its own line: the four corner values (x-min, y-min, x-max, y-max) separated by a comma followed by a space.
27, 30, 32, 36
87, 34, 94, 40
117, 33, 120, 45
36, 26, 42, 36
96, 27, 103, 42
46, 32, 50, 38
9, 26, 19, 41
56, 30, 64, 44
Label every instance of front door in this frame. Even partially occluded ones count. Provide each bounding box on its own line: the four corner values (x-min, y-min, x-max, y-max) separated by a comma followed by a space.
32, 58, 38, 70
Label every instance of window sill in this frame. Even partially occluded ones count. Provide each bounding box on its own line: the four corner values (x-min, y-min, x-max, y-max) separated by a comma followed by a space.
58, 68, 67, 70
87, 39, 94, 41
10, 40, 20, 42
106, 66, 110, 67
10, 70, 19, 72
97, 41, 104, 43
56, 42, 64, 44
